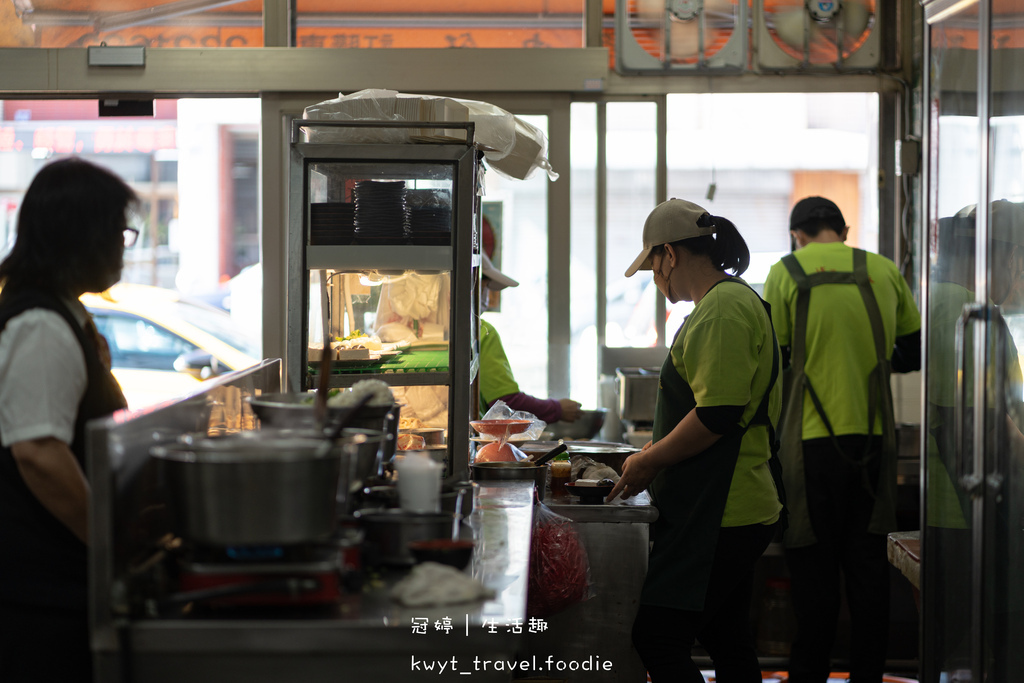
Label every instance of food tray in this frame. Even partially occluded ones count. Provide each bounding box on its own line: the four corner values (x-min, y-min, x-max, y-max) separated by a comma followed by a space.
307, 349, 450, 376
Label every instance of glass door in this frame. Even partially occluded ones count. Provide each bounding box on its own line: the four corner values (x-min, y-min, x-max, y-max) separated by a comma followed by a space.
922, 0, 1024, 679
983, 0, 1024, 676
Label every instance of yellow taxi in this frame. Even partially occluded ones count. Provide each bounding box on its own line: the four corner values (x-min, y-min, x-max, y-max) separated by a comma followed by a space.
81, 283, 261, 410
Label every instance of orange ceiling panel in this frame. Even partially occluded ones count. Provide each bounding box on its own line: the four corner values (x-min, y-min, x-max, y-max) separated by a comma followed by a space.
296, 0, 606, 13
25, 0, 601, 13
27, 0, 261, 11
294, 27, 584, 49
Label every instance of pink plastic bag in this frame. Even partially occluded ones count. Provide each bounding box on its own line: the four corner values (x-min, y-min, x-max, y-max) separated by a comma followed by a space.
527, 502, 592, 617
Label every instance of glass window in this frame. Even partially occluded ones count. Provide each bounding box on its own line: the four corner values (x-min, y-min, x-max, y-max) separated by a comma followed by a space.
1, 1, 263, 48
293, 0, 585, 49
663, 92, 879, 327
570, 101, 599, 406
480, 114, 550, 401
0, 97, 263, 398
604, 101, 658, 348
577, 92, 879, 360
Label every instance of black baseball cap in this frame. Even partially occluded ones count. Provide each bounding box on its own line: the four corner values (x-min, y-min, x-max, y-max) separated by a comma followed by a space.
790, 196, 845, 231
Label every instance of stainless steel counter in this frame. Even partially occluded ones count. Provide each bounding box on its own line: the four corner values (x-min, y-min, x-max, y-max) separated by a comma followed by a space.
108, 483, 535, 683
527, 491, 659, 683
87, 364, 538, 683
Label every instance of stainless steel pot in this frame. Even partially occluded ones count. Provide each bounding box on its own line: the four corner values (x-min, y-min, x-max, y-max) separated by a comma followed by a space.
543, 408, 608, 441
254, 427, 387, 513
356, 509, 458, 566
151, 433, 343, 546
469, 461, 548, 501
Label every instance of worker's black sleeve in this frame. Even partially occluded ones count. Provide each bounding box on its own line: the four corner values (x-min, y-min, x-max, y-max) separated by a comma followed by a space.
696, 405, 746, 435
891, 329, 922, 373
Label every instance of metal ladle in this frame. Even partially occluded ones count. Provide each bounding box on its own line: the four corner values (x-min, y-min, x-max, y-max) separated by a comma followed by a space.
530, 441, 568, 467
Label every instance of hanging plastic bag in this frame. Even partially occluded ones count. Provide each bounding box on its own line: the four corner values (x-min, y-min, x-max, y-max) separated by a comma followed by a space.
527, 502, 592, 617
472, 400, 546, 463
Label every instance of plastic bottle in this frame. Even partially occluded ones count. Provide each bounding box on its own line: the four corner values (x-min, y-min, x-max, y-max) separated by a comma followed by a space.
756, 577, 796, 656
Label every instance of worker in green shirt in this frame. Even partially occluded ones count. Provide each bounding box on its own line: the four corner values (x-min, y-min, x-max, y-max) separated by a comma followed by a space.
762, 196, 921, 683
610, 198, 785, 682
478, 249, 581, 424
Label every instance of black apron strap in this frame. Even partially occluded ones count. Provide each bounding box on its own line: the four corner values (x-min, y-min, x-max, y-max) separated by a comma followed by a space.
783, 252, 879, 467
782, 249, 898, 536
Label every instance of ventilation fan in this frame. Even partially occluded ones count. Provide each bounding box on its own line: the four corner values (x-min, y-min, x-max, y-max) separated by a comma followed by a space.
755, 0, 881, 70
615, 0, 747, 74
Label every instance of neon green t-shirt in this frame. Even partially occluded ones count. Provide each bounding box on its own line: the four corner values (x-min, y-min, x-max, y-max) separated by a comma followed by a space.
762, 242, 921, 439
671, 278, 783, 527
478, 319, 519, 414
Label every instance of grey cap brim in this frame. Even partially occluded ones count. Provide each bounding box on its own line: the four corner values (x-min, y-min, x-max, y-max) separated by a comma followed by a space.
624, 246, 654, 278
482, 253, 519, 290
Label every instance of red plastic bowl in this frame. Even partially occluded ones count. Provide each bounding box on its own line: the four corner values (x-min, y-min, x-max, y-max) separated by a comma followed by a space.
470, 419, 532, 437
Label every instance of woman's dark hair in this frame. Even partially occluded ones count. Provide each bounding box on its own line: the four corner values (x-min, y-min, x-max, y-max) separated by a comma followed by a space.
653, 214, 751, 276
0, 157, 138, 294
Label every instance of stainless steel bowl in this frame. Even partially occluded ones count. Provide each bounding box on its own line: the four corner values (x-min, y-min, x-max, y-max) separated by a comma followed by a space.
247, 392, 394, 430
248, 393, 401, 479
544, 408, 608, 441
356, 509, 459, 566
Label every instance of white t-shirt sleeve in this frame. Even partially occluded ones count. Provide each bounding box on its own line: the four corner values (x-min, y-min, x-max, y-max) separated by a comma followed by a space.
0, 309, 87, 446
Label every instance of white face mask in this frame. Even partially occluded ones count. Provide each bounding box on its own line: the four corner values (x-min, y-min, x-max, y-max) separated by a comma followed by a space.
653, 250, 677, 302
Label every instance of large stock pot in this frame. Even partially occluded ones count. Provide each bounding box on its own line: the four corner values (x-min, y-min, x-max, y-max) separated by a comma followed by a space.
151, 432, 349, 546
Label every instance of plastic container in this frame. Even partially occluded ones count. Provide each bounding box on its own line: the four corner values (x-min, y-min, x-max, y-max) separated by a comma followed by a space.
756, 577, 797, 656
394, 451, 443, 513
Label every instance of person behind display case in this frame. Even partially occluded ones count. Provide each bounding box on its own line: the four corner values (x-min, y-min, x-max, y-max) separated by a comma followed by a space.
475, 215, 581, 428
0, 157, 135, 683
477, 238, 582, 425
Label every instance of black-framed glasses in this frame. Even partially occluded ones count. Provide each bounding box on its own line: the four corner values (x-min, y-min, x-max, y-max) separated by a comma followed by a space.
123, 227, 139, 248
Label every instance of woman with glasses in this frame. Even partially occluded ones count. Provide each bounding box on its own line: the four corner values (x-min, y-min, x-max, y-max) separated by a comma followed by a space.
0, 157, 136, 683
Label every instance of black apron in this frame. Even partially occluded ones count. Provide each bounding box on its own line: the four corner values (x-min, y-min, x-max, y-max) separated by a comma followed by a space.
640, 278, 784, 611
0, 288, 127, 610
777, 248, 898, 548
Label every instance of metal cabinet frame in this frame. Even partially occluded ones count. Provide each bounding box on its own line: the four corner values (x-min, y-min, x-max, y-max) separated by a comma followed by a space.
286, 118, 480, 477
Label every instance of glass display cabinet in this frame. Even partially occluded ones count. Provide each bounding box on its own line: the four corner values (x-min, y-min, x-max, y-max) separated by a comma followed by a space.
287, 119, 481, 477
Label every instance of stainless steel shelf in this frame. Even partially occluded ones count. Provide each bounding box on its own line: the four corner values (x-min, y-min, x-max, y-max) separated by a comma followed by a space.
312, 371, 452, 388
306, 245, 452, 271
287, 127, 479, 480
